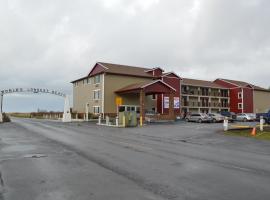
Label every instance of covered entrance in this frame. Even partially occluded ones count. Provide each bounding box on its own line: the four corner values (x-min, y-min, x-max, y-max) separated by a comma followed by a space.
115, 80, 176, 124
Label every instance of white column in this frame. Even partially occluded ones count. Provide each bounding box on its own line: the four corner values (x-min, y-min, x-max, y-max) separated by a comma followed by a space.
85, 103, 89, 121
223, 117, 229, 131
62, 95, 72, 122
260, 116, 264, 131
116, 116, 119, 127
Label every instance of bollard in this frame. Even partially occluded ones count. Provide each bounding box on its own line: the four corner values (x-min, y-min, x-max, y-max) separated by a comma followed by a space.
260, 116, 264, 132
140, 116, 143, 127
116, 116, 119, 127
0, 113, 3, 123
223, 117, 229, 131
106, 116, 109, 125
123, 115, 126, 127
98, 115, 101, 124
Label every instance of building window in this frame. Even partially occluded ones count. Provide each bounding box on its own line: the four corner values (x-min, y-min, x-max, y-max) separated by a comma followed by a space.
152, 94, 156, 100
93, 90, 101, 100
74, 81, 80, 87
87, 78, 91, 84
93, 106, 100, 114
94, 75, 101, 84
238, 103, 243, 109
238, 92, 242, 99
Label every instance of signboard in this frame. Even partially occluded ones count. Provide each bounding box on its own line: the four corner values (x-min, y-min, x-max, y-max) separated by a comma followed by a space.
174, 97, 180, 108
164, 96, 180, 109
164, 97, 169, 109
115, 97, 123, 106
0, 88, 66, 97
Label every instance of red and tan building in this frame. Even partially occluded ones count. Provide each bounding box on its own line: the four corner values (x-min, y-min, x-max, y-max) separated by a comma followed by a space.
181, 78, 230, 114
214, 79, 270, 113
71, 62, 270, 120
71, 62, 179, 121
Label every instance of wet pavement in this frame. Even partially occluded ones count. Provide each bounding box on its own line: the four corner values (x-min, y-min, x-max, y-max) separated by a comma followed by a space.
0, 118, 270, 200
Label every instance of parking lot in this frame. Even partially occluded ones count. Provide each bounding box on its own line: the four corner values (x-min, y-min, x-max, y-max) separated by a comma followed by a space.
1, 118, 270, 200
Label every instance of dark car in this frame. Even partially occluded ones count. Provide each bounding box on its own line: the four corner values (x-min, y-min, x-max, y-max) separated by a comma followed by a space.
256, 109, 270, 124
219, 111, 236, 122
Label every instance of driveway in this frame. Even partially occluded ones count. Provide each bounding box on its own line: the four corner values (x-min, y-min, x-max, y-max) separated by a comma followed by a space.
0, 118, 270, 200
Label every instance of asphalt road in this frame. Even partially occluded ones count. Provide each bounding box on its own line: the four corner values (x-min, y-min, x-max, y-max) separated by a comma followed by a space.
0, 118, 270, 200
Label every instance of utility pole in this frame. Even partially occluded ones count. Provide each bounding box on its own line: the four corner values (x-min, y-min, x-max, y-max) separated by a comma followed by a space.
0, 94, 3, 113
0, 94, 3, 123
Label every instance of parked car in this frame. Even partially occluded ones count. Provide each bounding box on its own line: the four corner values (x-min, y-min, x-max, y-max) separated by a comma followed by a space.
236, 113, 256, 122
186, 113, 213, 123
256, 109, 270, 124
246, 113, 256, 121
208, 113, 224, 123
219, 111, 236, 122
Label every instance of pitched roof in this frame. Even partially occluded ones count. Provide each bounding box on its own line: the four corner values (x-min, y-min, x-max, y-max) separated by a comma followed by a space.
182, 78, 228, 89
219, 78, 269, 91
162, 72, 182, 79
97, 62, 154, 78
115, 80, 176, 93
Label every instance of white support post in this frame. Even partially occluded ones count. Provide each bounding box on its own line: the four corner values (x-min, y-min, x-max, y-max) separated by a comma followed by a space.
223, 117, 229, 131
62, 95, 72, 122
106, 116, 109, 125
260, 116, 264, 132
116, 116, 119, 127
98, 114, 102, 125
85, 103, 89, 121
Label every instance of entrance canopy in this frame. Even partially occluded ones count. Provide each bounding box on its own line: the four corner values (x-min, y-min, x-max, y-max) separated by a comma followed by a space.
115, 80, 176, 95
115, 80, 176, 123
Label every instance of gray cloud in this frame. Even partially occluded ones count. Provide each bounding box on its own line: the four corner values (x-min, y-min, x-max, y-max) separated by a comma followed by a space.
0, 0, 269, 111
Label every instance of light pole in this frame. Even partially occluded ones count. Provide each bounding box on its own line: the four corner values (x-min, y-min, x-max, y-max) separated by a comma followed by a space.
0, 94, 3, 113
0, 94, 3, 123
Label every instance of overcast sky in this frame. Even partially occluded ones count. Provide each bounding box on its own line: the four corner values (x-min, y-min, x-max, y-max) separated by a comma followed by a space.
1, 0, 270, 112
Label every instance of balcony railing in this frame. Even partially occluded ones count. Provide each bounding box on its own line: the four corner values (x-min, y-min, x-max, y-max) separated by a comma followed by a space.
182, 101, 230, 108
182, 91, 229, 97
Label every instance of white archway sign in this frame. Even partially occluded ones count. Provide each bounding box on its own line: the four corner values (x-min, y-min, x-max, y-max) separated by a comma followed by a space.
0, 88, 71, 123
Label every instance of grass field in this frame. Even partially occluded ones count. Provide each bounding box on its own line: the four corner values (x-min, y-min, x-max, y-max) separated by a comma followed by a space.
226, 129, 270, 140
9, 113, 32, 118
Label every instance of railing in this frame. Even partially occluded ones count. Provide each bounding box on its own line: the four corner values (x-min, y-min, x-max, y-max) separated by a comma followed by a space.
186, 102, 230, 108
181, 92, 229, 98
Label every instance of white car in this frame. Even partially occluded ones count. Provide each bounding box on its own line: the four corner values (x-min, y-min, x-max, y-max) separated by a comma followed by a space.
208, 113, 224, 123
186, 113, 213, 123
236, 113, 255, 122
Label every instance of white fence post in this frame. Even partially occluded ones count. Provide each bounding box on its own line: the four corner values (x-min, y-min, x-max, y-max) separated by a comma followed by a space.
223, 117, 229, 131
98, 115, 102, 125
62, 95, 72, 122
260, 116, 264, 131
85, 103, 89, 121
106, 116, 109, 125
116, 116, 119, 127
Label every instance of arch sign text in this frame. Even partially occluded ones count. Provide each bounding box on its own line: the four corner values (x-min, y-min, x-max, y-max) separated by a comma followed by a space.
1, 88, 66, 97
0, 87, 71, 123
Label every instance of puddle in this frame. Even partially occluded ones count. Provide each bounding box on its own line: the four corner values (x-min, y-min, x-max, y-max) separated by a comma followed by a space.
23, 154, 48, 159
